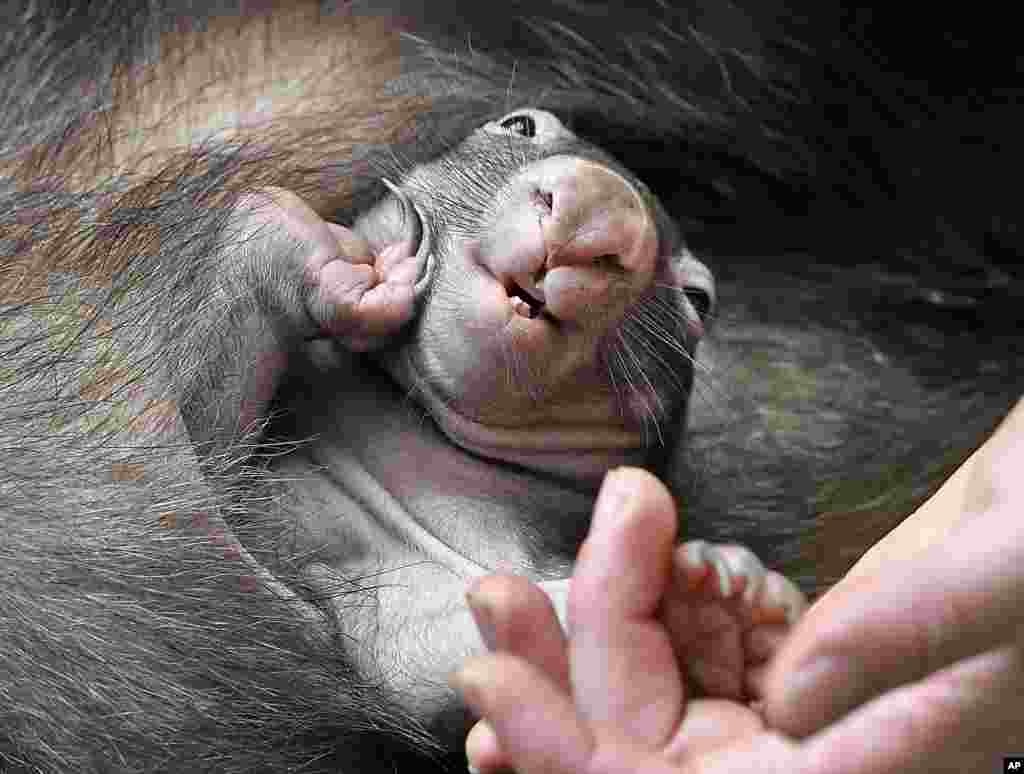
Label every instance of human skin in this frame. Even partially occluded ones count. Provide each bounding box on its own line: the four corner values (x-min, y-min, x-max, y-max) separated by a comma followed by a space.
455, 397, 1024, 773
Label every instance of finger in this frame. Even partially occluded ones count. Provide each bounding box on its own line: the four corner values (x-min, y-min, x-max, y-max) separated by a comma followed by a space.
964, 395, 1024, 515
452, 654, 594, 774
300, 220, 375, 302
763, 503, 1024, 736
463, 576, 572, 774
795, 645, 1024, 774
318, 256, 416, 340
745, 626, 791, 700
679, 731, 803, 774
661, 699, 766, 764
325, 222, 376, 265
464, 720, 505, 774
467, 575, 571, 690
746, 625, 790, 664
569, 467, 684, 747
244, 188, 376, 276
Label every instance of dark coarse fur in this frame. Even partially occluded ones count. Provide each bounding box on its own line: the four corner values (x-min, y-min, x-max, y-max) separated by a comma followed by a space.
1, 1, 1021, 772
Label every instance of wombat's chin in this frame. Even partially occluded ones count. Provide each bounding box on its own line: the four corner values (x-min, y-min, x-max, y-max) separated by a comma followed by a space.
429, 402, 651, 482
380, 347, 651, 479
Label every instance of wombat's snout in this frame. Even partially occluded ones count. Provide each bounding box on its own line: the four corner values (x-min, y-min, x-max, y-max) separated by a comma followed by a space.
482, 154, 659, 324
535, 157, 657, 274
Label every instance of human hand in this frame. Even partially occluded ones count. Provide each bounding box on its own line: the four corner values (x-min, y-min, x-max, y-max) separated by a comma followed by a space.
757, 396, 1024, 772
450, 398, 1024, 774
451, 467, 803, 774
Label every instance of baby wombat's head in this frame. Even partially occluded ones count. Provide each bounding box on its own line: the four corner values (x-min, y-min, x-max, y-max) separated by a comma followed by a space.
356, 108, 714, 480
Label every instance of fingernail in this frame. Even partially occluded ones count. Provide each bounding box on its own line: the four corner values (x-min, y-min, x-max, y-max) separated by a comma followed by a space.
466, 585, 498, 651
782, 656, 865, 727
594, 467, 632, 527
465, 720, 498, 774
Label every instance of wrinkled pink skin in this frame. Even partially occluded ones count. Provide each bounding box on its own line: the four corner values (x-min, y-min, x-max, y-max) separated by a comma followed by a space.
233, 109, 803, 728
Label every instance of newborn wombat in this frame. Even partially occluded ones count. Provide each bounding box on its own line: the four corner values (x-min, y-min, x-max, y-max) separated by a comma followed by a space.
223, 108, 805, 721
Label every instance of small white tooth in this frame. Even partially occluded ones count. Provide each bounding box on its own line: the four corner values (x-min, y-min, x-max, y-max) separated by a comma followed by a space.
511, 297, 532, 318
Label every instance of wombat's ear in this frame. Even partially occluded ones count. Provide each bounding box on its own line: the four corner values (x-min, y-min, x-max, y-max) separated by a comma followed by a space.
675, 250, 716, 333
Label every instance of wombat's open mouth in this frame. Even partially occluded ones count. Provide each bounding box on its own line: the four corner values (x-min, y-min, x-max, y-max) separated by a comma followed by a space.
507, 282, 546, 319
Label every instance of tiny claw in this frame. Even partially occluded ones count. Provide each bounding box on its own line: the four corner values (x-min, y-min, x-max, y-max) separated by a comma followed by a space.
377, 177, 431, 295
380, 178, 406, 225
380, 178, 421, 248
709, 551, 734, 598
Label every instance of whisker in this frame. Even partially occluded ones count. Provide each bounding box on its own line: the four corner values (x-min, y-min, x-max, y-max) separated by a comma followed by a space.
613, 327, 666, 446
618, 296, 727, 417
628, 299, 719, 386
653, 281, 721, 326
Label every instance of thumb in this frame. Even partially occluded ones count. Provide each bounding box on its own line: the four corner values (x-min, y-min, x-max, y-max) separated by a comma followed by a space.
761, 500, 1024, 736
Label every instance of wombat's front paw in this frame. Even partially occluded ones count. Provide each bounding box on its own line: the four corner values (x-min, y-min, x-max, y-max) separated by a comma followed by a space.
234, 187, 425, 351
539, 540, 806, 704
308, 223, 424, 351
664, 540, 807, 701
